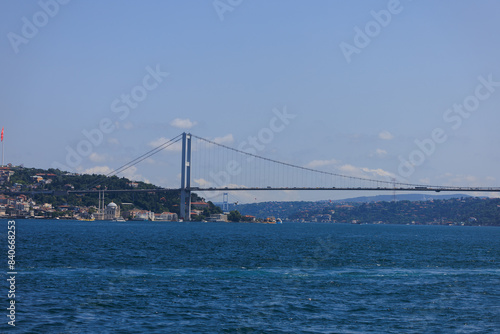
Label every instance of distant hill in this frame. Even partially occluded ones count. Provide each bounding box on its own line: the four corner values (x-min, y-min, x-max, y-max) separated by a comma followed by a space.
2, 165, 497, 225
216, 193, 473, 217
218, 195, 500, 226
327, 193, 473, 203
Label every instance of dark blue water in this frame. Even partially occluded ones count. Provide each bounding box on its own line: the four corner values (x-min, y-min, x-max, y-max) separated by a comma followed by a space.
1, 220, 499, 333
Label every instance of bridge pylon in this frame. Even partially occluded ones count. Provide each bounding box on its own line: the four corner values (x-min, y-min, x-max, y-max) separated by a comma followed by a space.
180, 132, 192, 221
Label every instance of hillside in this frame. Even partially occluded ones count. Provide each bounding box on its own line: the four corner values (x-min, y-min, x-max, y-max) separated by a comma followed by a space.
222, 194, 475, 218
227, 197, 500, 226
1, 166, 499, 225
326, 193, 473, 203
0, 166, 193, 215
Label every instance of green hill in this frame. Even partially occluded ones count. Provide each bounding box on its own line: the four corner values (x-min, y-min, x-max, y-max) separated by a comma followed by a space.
1, 166, 197, 215
227, 197, 500, 226
2, 166, 499, 225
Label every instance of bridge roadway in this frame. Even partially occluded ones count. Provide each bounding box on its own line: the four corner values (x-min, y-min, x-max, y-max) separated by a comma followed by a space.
3, 186, 500, 196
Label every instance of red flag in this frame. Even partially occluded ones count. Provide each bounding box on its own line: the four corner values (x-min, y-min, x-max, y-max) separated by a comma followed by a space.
1, 127, 3, 142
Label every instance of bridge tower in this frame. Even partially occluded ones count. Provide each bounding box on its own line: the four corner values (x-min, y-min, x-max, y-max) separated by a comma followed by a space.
222, 192, 229, 213
180, 132, 192, 221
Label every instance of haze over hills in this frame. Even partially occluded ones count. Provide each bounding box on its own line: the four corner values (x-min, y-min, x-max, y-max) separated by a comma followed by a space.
1, 165, 498, 225
322, 193, 473, 203
220, 194, 500, 226
217, 193, 473, 210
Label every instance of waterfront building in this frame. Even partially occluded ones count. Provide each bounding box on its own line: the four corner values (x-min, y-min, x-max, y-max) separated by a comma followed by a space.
130, 209, 154, 221
154, 212, 178, 221
207, 213, 228, 222
104, 202, 120, 220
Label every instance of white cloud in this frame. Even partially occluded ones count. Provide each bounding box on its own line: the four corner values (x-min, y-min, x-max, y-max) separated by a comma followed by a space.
170, 118, 197, 129
378, 131, 394, 140
199, 134, 234, 150
213, 134, 234, 145
81, 166, 113, 175
123, 121, 134, 130
89, 152, 107, 163
80, 165, 149, 183
193, 178, 211, 187
120, 166, 150, 183
339, 164, 358, 174
339, 164, 396, 180
305, 159, 338, 169
370, 148, 388, 158
107, 137, 120, 145
305, 159, 396, 183
374, 148, 387, 157
361, 167, 395, 179
148, 137, 182, 152
149, 137, 167, 147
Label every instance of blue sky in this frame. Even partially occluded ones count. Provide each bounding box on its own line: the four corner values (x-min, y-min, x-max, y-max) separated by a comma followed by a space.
1, 0, 499, 202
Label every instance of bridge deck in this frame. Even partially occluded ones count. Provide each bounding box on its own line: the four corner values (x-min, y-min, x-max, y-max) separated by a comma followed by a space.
3, 186, 500, 196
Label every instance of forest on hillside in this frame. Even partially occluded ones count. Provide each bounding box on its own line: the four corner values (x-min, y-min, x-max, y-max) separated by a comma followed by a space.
2, 166, 194, 214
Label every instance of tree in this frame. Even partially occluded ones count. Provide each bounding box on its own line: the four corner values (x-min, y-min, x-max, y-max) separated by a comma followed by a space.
228, 210, 242, 222
208, 201, 223, 214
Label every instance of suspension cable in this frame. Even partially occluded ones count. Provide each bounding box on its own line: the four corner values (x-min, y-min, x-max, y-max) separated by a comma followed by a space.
86, 134, 182, 190
191, 134, 439, 189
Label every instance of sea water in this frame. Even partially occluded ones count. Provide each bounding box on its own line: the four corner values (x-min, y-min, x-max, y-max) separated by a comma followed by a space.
2, 220, 499, 333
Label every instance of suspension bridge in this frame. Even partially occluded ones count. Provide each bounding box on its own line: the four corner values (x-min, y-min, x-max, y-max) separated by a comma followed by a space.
4, 133, 500, 220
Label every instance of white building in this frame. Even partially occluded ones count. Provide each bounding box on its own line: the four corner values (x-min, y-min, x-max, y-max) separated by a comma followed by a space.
155, 212, 178, 221
131, 210, 154, 221
207, 213, 228, 222
104, 202, 120, 220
